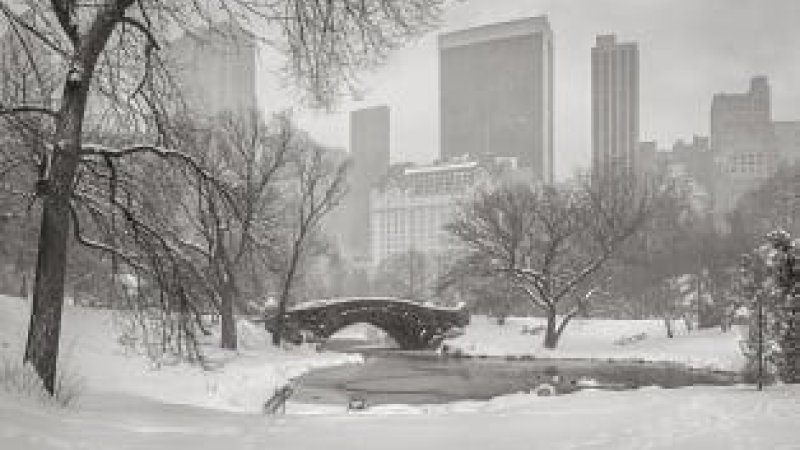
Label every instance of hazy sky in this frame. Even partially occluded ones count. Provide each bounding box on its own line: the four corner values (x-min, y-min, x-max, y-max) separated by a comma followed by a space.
257, 0, 800, 180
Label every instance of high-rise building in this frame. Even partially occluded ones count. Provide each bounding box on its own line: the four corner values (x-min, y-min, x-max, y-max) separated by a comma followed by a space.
591, 34, 639, 182
711, 76, 772, 155
169, 24, 257, 118
438, 16, 553, 183
710, 76, 778, 215
338, 105, 391, 262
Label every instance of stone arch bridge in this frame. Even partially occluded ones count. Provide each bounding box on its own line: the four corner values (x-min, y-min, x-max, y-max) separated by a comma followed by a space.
264, 297, 469, 349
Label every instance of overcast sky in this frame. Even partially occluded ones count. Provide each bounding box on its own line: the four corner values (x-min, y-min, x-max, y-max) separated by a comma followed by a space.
257, 0, 800, 180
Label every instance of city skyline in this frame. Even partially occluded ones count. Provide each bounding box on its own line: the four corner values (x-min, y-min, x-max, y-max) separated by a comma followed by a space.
258, 0, 800, 180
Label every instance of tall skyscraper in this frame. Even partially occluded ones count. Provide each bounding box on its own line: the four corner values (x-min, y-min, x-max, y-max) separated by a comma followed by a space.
169, 24, 257, 118
438, 16, 553, 183
339, 105, 391, 262
592, 34, 640, 181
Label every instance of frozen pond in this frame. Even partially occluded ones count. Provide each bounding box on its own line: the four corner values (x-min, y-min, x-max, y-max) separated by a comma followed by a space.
292, 340, 741, 406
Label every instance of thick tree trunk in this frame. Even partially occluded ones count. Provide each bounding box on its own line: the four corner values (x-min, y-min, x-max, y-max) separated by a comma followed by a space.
24, 196, 71, 394
543, 309, 559, 349
219, 281, 237, 350
22, 0, 148, 394
214, 219, 238, 350
23, 56, 94, 395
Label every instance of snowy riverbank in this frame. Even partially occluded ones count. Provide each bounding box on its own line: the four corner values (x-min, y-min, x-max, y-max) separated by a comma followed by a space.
443, 315, 747, 371
0, 296, 361, 413
2, 380, 799, 449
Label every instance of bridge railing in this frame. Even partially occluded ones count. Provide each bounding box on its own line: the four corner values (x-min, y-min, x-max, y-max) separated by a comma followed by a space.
288, 297, 467, 312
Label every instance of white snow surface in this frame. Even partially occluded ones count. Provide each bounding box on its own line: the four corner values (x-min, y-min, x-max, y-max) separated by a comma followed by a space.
0, 296, 361, 413
3, 296, 797, 450
445, 315, 747, 371
3, 382, 800, 449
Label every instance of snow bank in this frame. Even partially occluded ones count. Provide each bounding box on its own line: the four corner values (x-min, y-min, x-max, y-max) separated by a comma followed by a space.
0, 296, 361, 413
444, 315, 746, 371
3, 383, 800, 450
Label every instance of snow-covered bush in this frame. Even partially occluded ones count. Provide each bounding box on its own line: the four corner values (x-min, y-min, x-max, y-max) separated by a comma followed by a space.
738, 229, 800, 384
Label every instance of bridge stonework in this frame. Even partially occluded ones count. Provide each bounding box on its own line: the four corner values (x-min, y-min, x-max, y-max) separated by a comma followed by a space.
265, 298, 469, 349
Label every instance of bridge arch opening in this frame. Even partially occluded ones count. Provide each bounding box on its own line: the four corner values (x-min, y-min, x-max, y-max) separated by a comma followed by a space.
326, 323, 399, 349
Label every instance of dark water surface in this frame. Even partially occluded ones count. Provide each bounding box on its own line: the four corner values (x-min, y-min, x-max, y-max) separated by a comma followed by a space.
292, 340, 741, 406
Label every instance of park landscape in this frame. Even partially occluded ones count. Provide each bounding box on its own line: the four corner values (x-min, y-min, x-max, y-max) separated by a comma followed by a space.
1, 0, 800, 449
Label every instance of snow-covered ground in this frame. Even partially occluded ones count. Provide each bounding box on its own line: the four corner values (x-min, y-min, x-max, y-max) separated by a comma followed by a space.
0, 296, 361, 413
3, 381, 800, 449
445, 315, 746, 371
4, 296, 797, 450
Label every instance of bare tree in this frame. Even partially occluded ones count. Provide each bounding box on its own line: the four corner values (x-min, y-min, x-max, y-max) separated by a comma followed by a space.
448, 175, 660, 349
0, 0, 444, 394
178, 111, 290, 350
271, 135, 349, 346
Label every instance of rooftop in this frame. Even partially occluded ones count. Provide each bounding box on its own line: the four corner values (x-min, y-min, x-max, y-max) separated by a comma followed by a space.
594, 34, 638, 50
438, 16, 551, 50
404, 161, 479, 175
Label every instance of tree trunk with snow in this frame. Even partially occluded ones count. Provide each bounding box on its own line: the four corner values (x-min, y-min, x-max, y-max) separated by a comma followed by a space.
543, 309, 559, 349
219, 279, 237, 350
23, 9, 117, 391
663, 317, 674, 338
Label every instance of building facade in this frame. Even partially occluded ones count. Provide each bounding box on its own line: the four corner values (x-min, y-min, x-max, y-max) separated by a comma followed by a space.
169, 24, 257, 118
370, 157, 515, 277
591, 34, 640, 182
438, 17, 553, 183
338, 105, 391, 262
772, 121, 800, 164
710, 77, 779, 215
